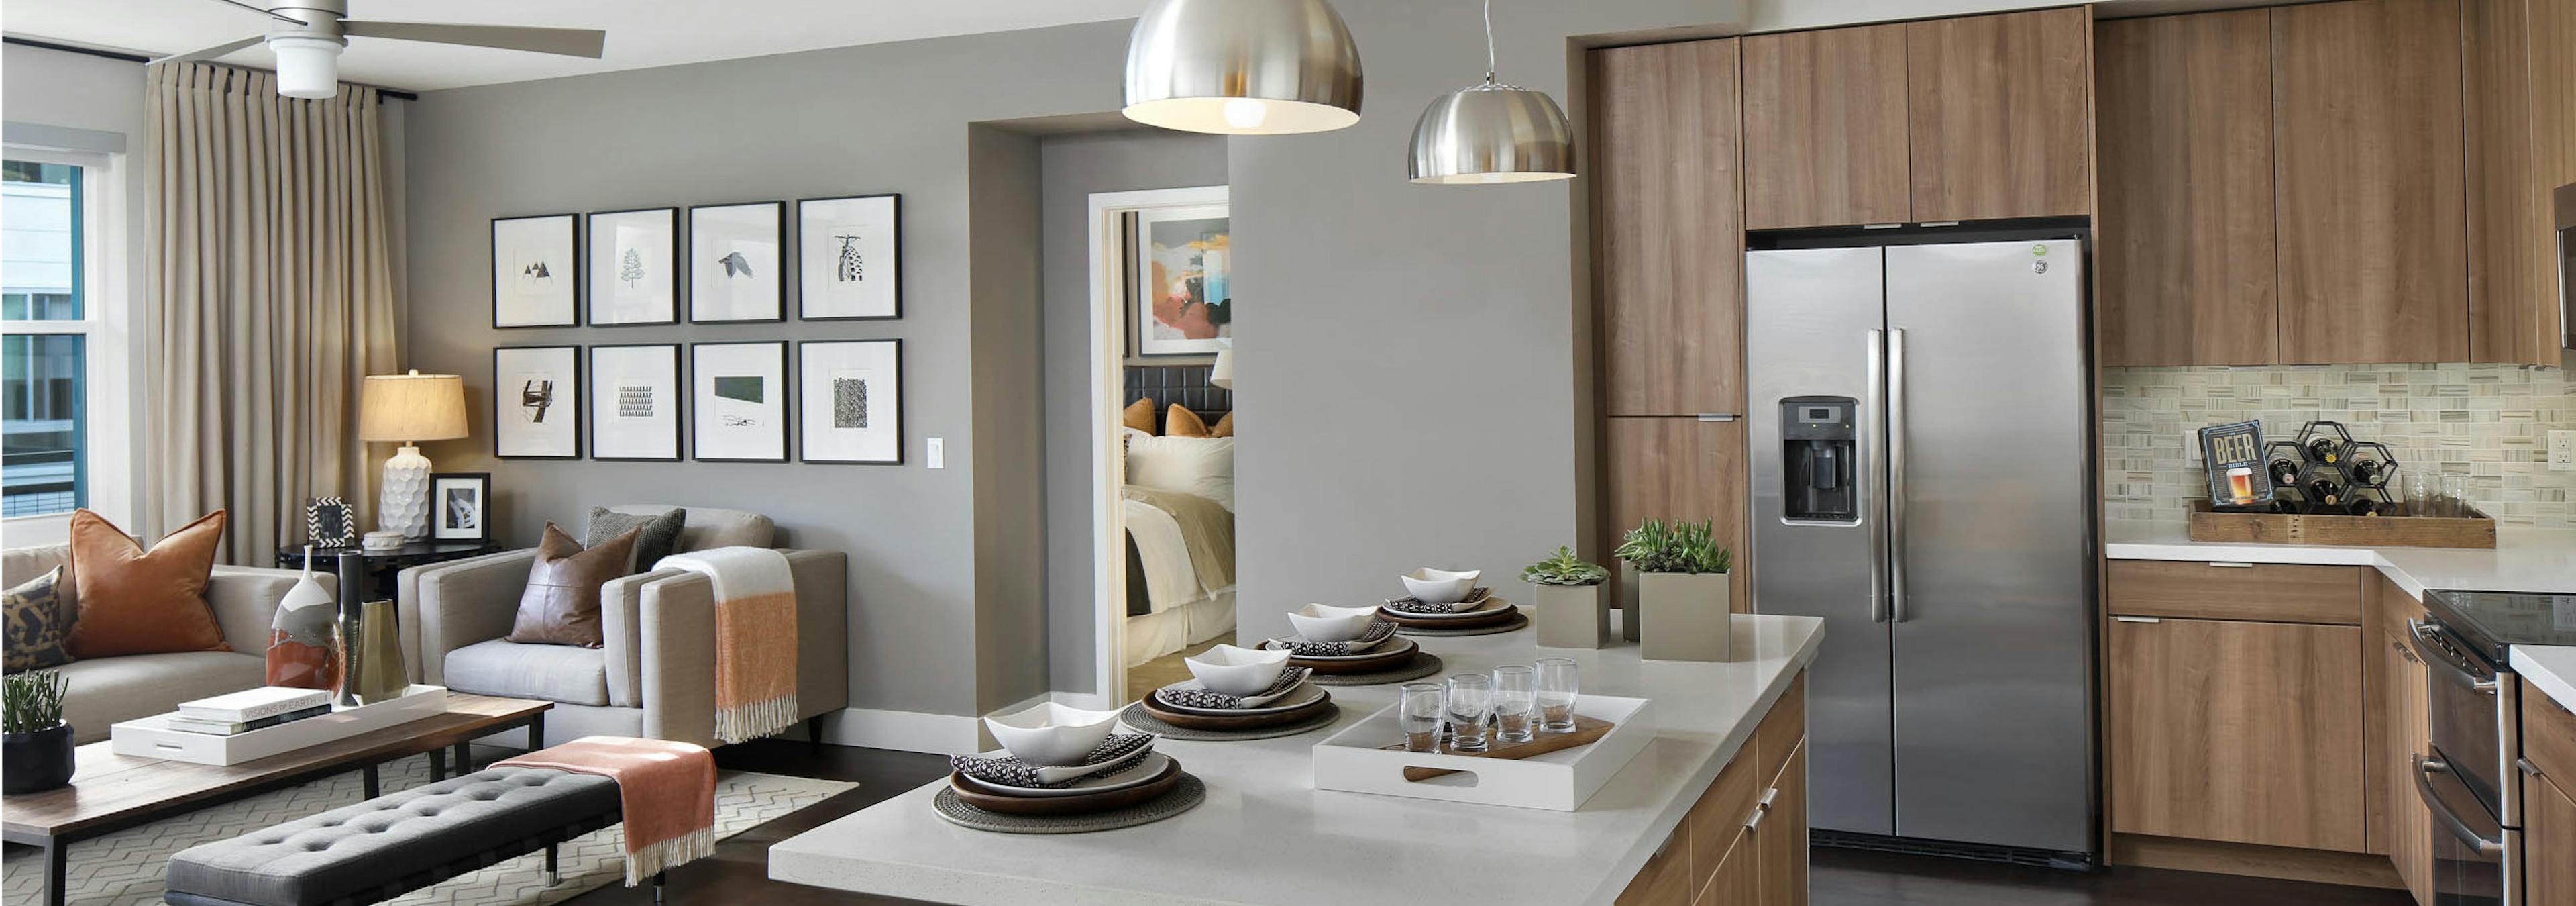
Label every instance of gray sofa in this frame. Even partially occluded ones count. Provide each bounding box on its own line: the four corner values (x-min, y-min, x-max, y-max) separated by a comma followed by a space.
400, 505, 849, 749
1, 545, 326, 744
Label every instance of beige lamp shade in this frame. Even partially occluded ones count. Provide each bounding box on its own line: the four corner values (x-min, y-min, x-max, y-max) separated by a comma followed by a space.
358, 370, 469, 442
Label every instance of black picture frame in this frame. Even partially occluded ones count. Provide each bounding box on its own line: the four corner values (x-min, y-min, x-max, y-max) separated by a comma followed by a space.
686, 201, 788, 324
795, 193, 902, 322
688, 340, 790, 462
428, 472, 492, 544
588, 342, 686, 462
492, 344, 583, 460
796, 338, 904, 465
490, 213, 580, 329
305, 496, 355, 547
585, 206, 680, 327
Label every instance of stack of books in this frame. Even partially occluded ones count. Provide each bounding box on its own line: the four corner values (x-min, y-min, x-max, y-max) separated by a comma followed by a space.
166, 688, 335, 736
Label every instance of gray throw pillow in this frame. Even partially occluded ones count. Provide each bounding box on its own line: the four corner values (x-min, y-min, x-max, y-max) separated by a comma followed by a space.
587, 507, 685, 575
5, 566, 75, 671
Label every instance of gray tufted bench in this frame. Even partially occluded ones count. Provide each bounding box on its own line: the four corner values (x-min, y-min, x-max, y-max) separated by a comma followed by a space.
161, 766, 663, 906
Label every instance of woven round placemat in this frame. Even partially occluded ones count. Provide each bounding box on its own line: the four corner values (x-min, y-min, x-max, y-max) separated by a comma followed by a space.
1394, 611, 1529, 637
1119, 701, 1343, 740
932, 772, 1205, 834
1307, 650, 1446, 686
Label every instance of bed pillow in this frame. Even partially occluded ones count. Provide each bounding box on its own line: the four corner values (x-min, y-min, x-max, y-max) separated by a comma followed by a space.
1127, 434, 1235, 512
1212, 411, 1234, 438
1166, 405, 1211, 438
1122, 398, 1158, 435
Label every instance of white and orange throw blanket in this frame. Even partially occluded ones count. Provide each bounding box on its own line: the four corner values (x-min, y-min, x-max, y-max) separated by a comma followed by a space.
658, 547, 799, 744
494, 736, 716, 885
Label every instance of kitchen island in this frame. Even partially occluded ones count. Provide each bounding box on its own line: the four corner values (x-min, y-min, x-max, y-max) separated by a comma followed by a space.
769, 613, 1822, 905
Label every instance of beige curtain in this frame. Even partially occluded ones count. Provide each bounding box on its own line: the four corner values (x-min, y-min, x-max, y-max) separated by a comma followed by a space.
144, 63, 400, 567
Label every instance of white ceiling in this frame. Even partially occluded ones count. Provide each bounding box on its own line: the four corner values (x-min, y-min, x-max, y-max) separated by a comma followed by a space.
2, 0, 1153, 93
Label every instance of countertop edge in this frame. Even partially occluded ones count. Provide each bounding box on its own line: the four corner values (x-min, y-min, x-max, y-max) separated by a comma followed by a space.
2512, 646, 2576, 714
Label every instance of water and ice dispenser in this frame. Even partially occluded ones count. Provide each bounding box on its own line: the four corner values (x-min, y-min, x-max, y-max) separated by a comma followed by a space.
1779, 396, 1858, 522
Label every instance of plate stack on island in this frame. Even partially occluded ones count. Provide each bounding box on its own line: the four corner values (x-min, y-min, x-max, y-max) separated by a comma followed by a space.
1379, 568, 1524, 634
1136, 645, 1338, 734
946, 703, 1199, 829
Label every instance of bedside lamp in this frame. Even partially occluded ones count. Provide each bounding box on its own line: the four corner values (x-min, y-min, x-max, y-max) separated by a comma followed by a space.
1209, 343, 1234, 390
359, 370, 468, 540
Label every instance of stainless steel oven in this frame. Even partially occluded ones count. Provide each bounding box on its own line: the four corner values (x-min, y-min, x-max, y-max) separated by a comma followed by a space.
2412, 591, 2543, 906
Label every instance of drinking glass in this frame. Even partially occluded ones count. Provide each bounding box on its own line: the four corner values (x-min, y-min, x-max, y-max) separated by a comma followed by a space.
1444, 674, 1494, 753
1491, 665, 1537, 744
2403, 469, 2436, 517
1398, 683, 1444, 752
2436, 473, 2469, 518
1535, 657, 1580, 734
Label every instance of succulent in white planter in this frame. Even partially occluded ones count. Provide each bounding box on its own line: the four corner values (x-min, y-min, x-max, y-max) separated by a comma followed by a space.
1615, 519, 1735, 662
1521, 546, 1611, 649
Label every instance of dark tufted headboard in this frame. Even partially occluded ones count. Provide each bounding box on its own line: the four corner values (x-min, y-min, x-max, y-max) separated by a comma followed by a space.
1124, 364, 1231, 429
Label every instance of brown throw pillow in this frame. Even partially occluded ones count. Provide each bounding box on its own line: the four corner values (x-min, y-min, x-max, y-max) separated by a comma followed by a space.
1121, 398, 1158, 435
1166, 405, 1211, 438
506, 523, 638, 648
1211, 411, 1234, 438
64, 509, 231, 658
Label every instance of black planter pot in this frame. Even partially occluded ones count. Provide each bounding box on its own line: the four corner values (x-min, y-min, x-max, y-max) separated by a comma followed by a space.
3, 723, 76, 794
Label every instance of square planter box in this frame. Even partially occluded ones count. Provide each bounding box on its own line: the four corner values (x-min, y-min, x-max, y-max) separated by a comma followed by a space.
1531, 584, 1609, 649
1638, 572, 1733, 662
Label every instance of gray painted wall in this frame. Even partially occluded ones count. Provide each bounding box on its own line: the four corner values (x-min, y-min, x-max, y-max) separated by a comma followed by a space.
1036, 130, 1228, 695
966, 124, 1048, 713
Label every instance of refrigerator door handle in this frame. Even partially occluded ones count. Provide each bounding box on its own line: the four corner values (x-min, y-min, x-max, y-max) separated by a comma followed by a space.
1866, 328, 1888, 624
1887, 327, 1909, 624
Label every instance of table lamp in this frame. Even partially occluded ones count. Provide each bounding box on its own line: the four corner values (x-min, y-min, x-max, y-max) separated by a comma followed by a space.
358, 370, 468, 540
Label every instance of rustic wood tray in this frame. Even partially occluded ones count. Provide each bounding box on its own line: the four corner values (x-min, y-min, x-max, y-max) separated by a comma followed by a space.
1383, 715, 1615, 781
2187, 501, 2497, 548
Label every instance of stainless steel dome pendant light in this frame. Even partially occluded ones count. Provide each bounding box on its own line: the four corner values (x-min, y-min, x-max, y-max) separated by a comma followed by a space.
1122, 0, 1365, 135
1407, 0, 1574, 184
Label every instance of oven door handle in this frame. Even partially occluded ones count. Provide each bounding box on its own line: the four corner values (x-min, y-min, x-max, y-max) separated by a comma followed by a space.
2408, 619, 2501, 693
2416, 753, 2509, 856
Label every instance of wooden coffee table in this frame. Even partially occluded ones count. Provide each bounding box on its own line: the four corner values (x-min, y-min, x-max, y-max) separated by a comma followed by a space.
1, 691, 549, 906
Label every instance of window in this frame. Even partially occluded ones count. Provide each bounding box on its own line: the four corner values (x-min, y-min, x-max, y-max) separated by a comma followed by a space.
2, 156, 105, 519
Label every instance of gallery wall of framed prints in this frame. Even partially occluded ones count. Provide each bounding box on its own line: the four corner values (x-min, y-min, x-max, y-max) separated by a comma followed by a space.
484, 193, 904, 467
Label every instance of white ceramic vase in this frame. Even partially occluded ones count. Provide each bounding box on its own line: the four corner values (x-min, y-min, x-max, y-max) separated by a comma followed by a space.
1637, 572, 1733, 662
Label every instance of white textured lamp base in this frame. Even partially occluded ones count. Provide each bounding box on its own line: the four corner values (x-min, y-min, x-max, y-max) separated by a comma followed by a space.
379, 444, 433, 540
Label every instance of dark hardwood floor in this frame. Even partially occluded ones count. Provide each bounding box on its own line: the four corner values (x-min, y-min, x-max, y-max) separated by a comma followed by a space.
576, 740, 2418, 906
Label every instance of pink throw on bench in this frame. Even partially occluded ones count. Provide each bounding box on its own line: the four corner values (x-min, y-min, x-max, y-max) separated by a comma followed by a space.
494, 736, 716, 885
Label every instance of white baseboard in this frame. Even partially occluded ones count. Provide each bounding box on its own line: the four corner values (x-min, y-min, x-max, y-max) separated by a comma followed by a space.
818, 691, 1123, 754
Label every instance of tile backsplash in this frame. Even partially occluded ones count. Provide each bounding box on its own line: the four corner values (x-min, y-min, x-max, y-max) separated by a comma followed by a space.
2101, 364, 2575, 527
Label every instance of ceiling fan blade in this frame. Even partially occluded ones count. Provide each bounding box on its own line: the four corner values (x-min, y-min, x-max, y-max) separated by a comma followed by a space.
339, 21, 606, 58
200, 0, 306, 26
146, 34, 268, 66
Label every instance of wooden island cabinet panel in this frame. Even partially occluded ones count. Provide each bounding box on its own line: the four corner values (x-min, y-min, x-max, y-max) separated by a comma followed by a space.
2528, 683, 2576, 906
1740, 24, 1913, 230
1904, 7, 2096, 223
1620, 674, 1807, 906
2109, 616, 2367, 852
1591, 38, 1744, 418
2371, 576, 2432, 899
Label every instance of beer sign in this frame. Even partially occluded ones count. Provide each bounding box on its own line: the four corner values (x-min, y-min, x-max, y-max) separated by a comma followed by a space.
2199, 420, 2272, 508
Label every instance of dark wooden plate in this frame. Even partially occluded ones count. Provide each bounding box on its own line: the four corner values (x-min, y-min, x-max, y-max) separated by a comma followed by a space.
1139, 689, 1336, 730
1376, 605, 1519, 630
949, 756, 1183, 816
1291, 638, 1421, 674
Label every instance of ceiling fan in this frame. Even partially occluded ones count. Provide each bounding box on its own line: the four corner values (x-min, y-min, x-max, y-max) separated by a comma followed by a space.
149, 0, 606, 99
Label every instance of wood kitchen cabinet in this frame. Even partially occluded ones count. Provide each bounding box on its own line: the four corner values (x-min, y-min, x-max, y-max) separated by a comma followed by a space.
2463, 0, 2576, 366
1590, 38, 1743, 418
1621, 674, 1807, 906
1740, 24, 1912, 230
1905, 7, 2096, 222
2527, 685, 2576, 906
2272, 0, 2469, 364
2094, 9, 2278, 367
1603, 417, 1748, 612
2373, 577, 2433, 901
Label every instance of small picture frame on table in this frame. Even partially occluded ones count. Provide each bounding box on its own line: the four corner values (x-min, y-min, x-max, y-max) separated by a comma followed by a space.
305, 496, 355, 547
429, 473, 492, 543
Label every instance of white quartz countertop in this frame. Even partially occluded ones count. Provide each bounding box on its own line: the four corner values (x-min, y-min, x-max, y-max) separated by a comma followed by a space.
2514, 645, 2576, 717
768, 614, 1824, 906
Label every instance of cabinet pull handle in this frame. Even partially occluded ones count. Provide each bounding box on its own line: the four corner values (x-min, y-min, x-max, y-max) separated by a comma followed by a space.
2521, 758, 2544, 778
1758, 787, 1780, 809
2207, 562, 2256, 568
2113, 616, 2162, 623
1744, 806, 1767, 832
1696, 413, 1739, 423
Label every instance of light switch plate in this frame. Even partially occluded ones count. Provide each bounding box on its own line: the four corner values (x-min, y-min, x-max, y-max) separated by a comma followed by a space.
2550, 430, 2575, 471
927, 437, 945, 469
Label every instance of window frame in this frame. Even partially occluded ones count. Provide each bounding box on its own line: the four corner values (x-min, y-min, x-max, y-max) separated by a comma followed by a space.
3, 143, 133, 540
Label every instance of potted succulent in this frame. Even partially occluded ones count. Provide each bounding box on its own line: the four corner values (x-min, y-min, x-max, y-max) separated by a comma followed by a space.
1521, 546, 1611, 649
4, 669, 74, 794
1615, 519, 1735, 662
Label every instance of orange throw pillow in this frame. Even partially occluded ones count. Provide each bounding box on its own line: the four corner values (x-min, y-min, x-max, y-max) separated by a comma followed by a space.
1122, 398, 1158, 435
64, 509, 231, 658
1166, 405, 1211, 438
1212, 411, 1234, 438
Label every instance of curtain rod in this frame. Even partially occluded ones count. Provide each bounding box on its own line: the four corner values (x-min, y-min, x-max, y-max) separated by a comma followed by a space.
3, 36, 421, 101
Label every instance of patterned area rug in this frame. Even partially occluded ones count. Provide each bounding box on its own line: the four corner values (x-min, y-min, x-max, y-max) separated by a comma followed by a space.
1, 754, 856, 906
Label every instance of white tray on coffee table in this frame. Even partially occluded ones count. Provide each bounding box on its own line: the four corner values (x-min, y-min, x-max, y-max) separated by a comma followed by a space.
1309, 694, 1652, 811
111, 684, 450, 766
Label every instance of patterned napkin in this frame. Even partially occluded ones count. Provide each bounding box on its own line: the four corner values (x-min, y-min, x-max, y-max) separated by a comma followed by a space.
951, 733, 1155, 789
1153, 666, 1313, 711
1383, 587, 1493, 615
1267, 620, 1397, 656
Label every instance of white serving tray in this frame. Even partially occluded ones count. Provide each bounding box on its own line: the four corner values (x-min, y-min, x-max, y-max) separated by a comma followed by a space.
1311, 694, 1654, 811
112, 685, 449, 766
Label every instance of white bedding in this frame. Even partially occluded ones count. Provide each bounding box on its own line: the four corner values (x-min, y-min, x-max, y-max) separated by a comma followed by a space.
1122, 490, 1235, 666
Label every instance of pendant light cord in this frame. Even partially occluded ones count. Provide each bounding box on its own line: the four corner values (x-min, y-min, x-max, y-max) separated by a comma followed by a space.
1482, 0, 1497, 84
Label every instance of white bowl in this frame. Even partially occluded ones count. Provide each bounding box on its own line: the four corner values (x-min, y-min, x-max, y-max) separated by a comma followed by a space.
1401, 568, 1481, 605
1184, 644, 1293, 696
981, 702, 1123, 767
1287, 603, 1381, 643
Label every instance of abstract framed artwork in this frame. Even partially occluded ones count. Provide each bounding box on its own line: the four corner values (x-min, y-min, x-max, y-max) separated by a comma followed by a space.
492, 345, 581, 460
587, 207, 678, 326
690, 341, 788, 462
796, 194, 900, 321
688, 201, 786, 323
429, 472, 491, 544
797, 339, 902, 464
1130, 203, 1230, 358
491, 214, 578, 328
588, 343, 683, 462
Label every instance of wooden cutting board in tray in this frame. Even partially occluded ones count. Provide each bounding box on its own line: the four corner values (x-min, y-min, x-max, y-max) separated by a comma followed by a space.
1385, 715, 1615, 781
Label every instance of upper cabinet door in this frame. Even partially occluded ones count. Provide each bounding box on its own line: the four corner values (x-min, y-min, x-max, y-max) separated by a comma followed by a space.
2463, 0, 2576, 366
1591, 40, 1746, 417
1741, 25, 1912, 230
2273, 0, 2469, 364
1905, 8, 2096, 222
2096, 9, 2279, 367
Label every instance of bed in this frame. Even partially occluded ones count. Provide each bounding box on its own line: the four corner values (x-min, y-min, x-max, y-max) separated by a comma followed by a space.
1120, 364, 1236, 668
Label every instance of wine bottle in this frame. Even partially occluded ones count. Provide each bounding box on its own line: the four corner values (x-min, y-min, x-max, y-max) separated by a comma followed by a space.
2305, 478, 2343, 506
2345, 498, 2377, 517
2269, 458, 2302, 489
2305, 438, 2341, 465
2349, 459, 2381, 486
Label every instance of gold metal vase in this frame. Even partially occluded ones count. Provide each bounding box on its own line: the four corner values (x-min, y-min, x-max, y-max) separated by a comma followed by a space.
335, 599, 409, 705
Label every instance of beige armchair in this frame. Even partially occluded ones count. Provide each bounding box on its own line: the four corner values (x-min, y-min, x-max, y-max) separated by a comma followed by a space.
3, 544, 331, 744
398, 506, 849, 749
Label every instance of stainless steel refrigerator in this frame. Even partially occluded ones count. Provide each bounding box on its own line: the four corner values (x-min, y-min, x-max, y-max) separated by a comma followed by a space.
1745, 238, 2096, 862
